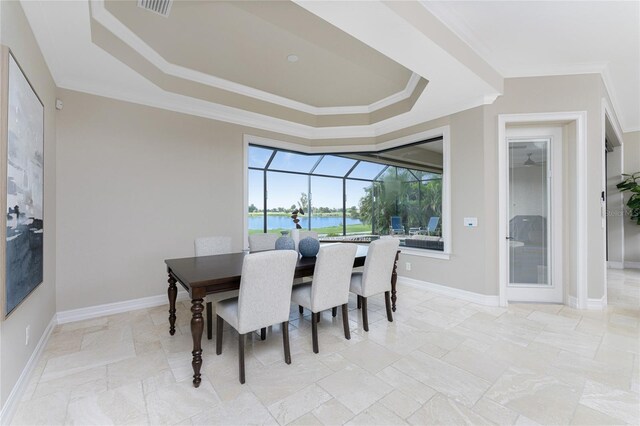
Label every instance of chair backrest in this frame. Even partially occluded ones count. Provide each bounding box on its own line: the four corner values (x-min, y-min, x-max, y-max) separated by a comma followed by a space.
237, 250, 298, 334
390, 216, 403, 231
426, 217, 440, 234
361, 238, 400, 297
248, 233, 279, 252
299, 230, 318, 240
310, 244, 357, 312
194, 236, 232, 257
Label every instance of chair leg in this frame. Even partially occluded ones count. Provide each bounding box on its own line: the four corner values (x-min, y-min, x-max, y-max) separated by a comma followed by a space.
311, 312, 319, 354
216, 315, 223, 355
206, 302, 213, 340
317, 312, 321, 323
260, 327, 266, 341
282, 321, 291, 364
238, 333, 246, 384
332, 307, 337, 317
361, 297, 369, 332
357, 295, 362, 309
299, 305, 304, 314
342, 303, 351, 340
385, 291, 393, 322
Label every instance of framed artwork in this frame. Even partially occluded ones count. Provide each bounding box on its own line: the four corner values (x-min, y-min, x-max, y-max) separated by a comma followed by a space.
1, 48, 44, 317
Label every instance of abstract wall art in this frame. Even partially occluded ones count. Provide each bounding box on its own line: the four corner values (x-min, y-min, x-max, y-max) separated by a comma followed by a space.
3, 50, 44, 317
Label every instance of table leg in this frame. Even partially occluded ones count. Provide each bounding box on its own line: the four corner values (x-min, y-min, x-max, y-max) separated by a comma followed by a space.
391, 251, 399, 312
190, 298, 204, 388
168, 274, 177, 336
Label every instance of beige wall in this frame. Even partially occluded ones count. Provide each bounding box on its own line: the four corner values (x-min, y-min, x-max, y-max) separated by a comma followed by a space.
55, 74, 610, 308
55, 89, 318, 310
56, 90, 240, 310
485, 74, 606, 300
393, 107, 497, 295
623, 131, 640, 264
0, 1, 57, 410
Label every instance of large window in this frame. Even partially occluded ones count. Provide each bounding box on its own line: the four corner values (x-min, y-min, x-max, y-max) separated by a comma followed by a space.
247, 139, 446, 251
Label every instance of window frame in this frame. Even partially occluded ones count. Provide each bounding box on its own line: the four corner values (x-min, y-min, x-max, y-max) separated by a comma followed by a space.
243, 128, 451, 259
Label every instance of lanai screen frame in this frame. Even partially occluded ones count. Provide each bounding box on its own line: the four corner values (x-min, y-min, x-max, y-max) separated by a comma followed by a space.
248, 138, 443, 237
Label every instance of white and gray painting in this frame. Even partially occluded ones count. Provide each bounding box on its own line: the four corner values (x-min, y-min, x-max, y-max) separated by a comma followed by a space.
5, 54, 44, 315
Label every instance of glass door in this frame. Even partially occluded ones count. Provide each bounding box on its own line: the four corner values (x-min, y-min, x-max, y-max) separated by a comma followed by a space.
506, 136, 562, 302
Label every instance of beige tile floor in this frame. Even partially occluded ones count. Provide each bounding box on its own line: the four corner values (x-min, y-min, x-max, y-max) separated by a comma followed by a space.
12, 269, 640, 425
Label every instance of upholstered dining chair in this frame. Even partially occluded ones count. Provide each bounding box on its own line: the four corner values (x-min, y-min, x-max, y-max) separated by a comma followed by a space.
350, 238, 400, 332
248, 233, 279, 252
216, 250, 298, 384
291, 243, 357, 353
194, 236, 235, 340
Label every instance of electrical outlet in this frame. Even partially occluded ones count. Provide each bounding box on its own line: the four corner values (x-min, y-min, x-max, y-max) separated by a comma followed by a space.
405, 262, 411, 271
25, 325, 30, 346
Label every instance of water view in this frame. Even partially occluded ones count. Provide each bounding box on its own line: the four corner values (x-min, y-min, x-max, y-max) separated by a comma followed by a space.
248, 215, 363, 230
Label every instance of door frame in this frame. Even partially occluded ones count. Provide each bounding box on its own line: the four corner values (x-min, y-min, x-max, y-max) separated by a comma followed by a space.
498, 112, 588, 308
601, 97, 625, 304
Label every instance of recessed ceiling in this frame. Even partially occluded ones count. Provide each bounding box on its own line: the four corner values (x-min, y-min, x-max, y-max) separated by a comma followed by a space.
104, 0, 413, 108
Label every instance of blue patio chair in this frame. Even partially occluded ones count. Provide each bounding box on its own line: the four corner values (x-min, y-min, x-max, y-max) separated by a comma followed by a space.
390, 216, 405, 235
426, 216, 440, 235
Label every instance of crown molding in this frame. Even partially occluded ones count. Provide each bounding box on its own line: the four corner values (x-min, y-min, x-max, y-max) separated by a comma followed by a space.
57, 76, 483, 142
244, 125, 449, 154
89, 0, 420, 116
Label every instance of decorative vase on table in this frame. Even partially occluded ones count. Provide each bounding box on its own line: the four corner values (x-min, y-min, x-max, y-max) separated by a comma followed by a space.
275, 232, 295, 250
298, 236, 320, 257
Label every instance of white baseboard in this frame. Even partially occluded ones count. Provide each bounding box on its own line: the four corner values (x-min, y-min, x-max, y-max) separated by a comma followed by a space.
56, 290, 189, 324
607, 261, 624, 269
624, 261, 640, 269
0, 315, 56, 425
567, 294, 606, 310
587, 295, 607, 310
397, 276, 500, 306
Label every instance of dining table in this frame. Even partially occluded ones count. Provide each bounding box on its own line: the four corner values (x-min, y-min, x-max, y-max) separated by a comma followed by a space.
165, 244, 399, 388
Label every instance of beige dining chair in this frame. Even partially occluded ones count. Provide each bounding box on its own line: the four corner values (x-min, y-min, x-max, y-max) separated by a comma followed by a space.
216, 250, 298, 384
350, 238, 399, 331
194, 236, 236, 340
248, 232, 279, 252
291, 244, 357, 353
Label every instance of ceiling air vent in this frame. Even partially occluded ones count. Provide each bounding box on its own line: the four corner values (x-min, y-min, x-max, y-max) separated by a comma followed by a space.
137, 0, 173, 17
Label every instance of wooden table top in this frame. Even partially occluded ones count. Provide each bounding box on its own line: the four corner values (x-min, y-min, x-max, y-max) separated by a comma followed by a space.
165, 244, 370, 289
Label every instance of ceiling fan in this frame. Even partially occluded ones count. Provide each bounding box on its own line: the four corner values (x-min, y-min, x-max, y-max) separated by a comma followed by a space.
524, 153, 536, 166
523, 153, 546, 167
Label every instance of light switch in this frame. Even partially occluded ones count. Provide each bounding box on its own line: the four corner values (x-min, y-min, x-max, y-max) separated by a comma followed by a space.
464, 217, 478, 227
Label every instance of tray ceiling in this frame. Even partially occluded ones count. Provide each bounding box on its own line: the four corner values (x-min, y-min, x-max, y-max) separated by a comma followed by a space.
105, 0, 413, 109
19, 0, 504, 139
18, 0, 638, 139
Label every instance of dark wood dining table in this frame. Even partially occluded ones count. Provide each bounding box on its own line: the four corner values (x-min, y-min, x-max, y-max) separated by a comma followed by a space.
165, 244, 399, 388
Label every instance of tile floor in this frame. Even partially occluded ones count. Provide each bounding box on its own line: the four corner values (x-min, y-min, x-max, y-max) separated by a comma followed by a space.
12, 269, 640, 425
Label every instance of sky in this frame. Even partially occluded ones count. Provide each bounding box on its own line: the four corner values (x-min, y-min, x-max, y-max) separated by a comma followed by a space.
246, 146, 440, 211
248, 170, 370, 210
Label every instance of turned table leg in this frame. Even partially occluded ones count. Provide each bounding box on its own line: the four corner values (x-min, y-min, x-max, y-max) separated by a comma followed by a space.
191, 298, 205, 388
391, 251, 399, 312
168, 274, 177, 336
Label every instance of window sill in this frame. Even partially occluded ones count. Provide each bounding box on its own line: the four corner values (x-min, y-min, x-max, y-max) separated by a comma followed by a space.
399, 248, 450, 260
